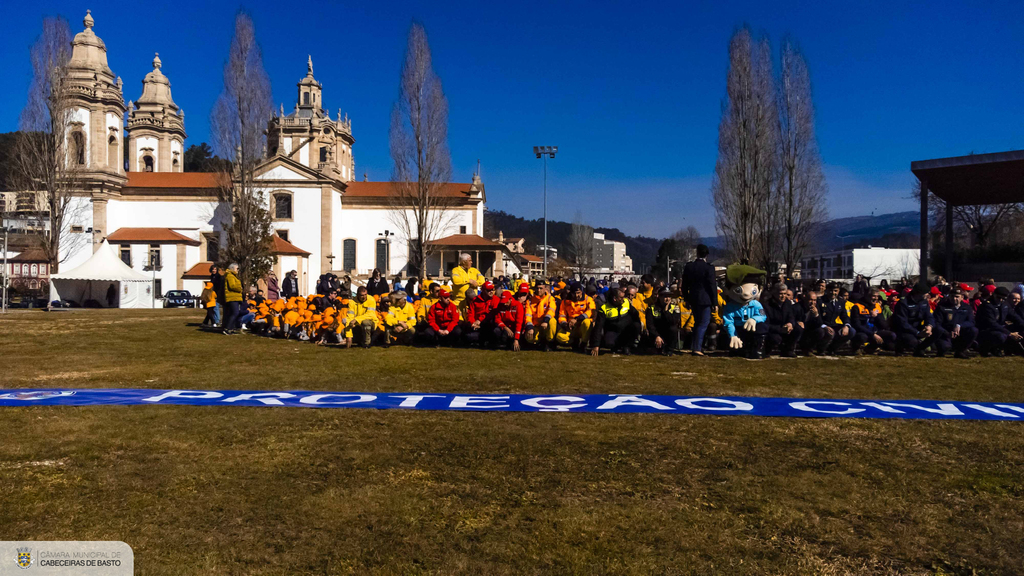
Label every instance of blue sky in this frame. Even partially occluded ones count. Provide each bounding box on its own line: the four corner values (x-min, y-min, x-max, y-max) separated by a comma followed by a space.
3, 1, 1023, 238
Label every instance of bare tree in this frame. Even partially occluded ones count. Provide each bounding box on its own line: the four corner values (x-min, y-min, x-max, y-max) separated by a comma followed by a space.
568, 211, 596, 277
210, 12, 275, 288
12, 17, 87, 273
712, 28, 779, 268
388, 23, 455, 279
671, 225, 702, 262
911, 178, 1023, 249
778, 39, 828, 276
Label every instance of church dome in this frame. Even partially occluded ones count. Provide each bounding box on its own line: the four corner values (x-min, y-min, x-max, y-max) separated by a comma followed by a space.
68, 10, 116, 80
136, 53, 178, 110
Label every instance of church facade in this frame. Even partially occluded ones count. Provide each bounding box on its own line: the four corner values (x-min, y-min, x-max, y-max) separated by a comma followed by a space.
58, 11, 509, 298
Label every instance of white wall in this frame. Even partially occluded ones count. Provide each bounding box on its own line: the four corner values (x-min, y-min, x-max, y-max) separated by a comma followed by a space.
59, 196, 95, 271
107, 199, 220, 232
335, 206, 476, 276
852, 248, 921, 284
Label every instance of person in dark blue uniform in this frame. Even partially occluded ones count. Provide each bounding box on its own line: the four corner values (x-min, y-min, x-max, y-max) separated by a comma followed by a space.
891, 283, 944, 357
935, 287, 978, 359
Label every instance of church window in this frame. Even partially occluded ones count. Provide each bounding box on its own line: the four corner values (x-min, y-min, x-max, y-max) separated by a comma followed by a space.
172, 158, 180, 172
203, 233, 220, 262
273, 192, 292, 220
143, 155, 154, 172
303, 92, 310, 105
342, 239, 356, 272
107, 136, 118, 169
319, 147, 328, 163
71, 131, 86, 166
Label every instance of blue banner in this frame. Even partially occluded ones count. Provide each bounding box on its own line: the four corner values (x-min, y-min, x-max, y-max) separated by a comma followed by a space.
1, 389, 1023, 421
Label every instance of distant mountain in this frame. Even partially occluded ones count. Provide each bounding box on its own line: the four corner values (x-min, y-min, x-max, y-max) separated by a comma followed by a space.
701, 211, 921, 252
484, 209, 921, 269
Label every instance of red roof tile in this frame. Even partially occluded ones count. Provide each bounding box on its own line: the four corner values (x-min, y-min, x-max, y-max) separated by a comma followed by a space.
124, 172, 227, 189
517, 254, 543, 262
427, 234, 504, 248
181, 262, 213, 279
272, 235, 310, 256
345, 181, 479, 198
107, 227, 201, 245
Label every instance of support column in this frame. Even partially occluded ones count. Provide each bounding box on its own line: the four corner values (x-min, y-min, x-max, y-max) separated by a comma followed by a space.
439, 250, 444, 277
92, 198, 108, 253
176, 244, 186, 290
919, 179, 929, 282
320, 185, 332, 273
945, 202, 954, 282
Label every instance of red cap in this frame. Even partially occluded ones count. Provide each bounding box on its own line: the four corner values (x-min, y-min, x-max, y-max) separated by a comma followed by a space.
930, 286, 941, 296
984, 284, 996, 295
500, 291, 512, 303
959, 283, 975, 292
483, 281, 495, 290
438, 288, 450, 297
517, 284, 530, 294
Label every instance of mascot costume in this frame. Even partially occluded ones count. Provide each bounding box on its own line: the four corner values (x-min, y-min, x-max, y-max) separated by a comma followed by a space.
720, 264, 768, 359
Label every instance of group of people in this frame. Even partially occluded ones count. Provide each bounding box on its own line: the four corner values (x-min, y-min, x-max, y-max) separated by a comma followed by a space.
195, 248, 1024, 359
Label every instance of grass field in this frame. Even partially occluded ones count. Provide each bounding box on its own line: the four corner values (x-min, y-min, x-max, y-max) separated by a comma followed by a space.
2, 308, 1023, 575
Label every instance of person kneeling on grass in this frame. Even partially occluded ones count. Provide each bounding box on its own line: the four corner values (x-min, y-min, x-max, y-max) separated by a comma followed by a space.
590, 288, 643, 357
935, 287, 977, 359
645, 288, 682, 356
384, 292, 417, 346
489, 286, 529, 351
556, 284, 595, 352
891, 283, 944, 357
424, 288, 463, 347
344, 286, 379, 349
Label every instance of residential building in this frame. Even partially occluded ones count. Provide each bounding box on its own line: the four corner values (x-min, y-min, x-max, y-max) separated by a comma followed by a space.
800, 247, 920, 283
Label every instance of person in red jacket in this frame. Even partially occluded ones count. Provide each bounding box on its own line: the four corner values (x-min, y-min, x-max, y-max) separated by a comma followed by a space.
464, 281, 499, 347
425, 288, 463, 347
490, 286, 528, 351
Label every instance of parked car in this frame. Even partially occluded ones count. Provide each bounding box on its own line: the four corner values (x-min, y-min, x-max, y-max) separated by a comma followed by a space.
163, 290, 194, 308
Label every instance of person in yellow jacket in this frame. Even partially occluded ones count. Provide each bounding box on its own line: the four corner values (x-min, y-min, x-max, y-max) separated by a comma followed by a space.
385, 292, 417, 345
525, 280, 557, 350
458, 288, 478, 322
345, 286, 379, 348
450, 253, 484, 305
627, 283, 650, 332
200, 281, 217, 326
222, 263, 244, 334
555, 283, 595, 350
416, 283, 441, 329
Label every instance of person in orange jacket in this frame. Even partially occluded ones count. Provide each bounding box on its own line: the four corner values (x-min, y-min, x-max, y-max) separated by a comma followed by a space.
200, 281, 217, 326
525, 280, 557, 350
555, 283, 595, 351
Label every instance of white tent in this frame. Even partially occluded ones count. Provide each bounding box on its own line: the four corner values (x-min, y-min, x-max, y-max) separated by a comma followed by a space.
49, 241, 155, 308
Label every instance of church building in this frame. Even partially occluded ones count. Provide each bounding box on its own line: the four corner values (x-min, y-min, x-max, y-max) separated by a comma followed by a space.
58, 11, 515, 298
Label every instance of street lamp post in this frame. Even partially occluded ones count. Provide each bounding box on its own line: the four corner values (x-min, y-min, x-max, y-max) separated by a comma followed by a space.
533, 146, 558, 278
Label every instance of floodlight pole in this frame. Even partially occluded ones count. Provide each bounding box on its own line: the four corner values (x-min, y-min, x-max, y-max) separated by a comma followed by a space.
2, 227, 8, 314
533, 146, 558, 278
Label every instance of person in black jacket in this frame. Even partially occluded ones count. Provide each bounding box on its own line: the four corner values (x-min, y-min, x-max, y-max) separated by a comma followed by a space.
977, 286, 1024, 356
280, 270, 299, 299
818, 283, 853, 355
681, 244, 717, 356
590, 288, 643, 356
645, 289, 682, 356
210, 265, 225, 327
891, 283, 942, 356
366, 269, 389, 297
849, 292, 895, 355
935, 288, 977, 359
763, 283, 802, 357
797, 291, 833, 355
